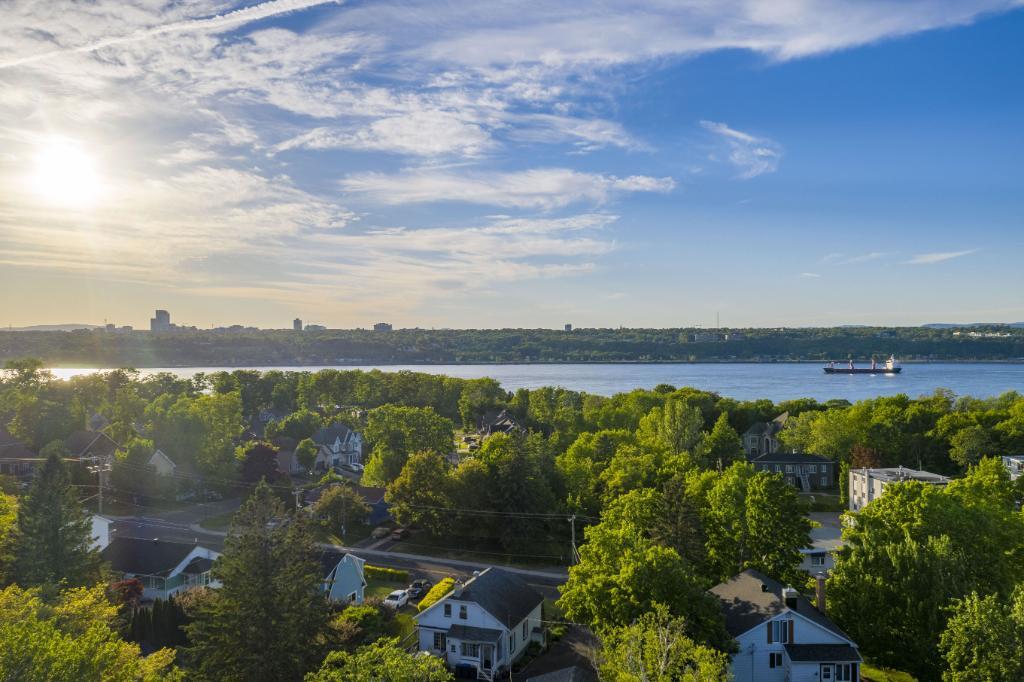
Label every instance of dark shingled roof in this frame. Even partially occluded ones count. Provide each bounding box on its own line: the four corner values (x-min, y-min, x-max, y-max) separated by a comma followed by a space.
527, 667, 599, 682
785, 644, 862, 662
751, 452, 833, 465
709, 569, 849, 640
317, 549, 350, 578
101, 537, 201, 577
182, 557, 214, 574
64, 430, 121, 459
456, 567, 543, 629
448, 624, 504, 643
312, 422, 353, 446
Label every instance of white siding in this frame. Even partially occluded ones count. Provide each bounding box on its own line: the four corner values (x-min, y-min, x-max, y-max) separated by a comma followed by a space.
728, 609, 853, 682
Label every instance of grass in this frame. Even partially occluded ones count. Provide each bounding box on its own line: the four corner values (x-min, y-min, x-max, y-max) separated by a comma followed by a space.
861, 663, 917, 681
389, 533, 570, 569
311, 522, 374, 546
199, 511, 234, 531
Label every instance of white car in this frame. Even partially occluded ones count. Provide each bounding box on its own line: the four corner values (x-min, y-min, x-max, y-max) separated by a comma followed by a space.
383, 589, 409, 609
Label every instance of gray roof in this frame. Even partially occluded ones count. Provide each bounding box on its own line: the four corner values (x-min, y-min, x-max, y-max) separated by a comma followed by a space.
852, 467, 950, 484
709, 569, 850, 640
785, 644, 861, 662
456, 567, 544, 629
448, 625, 504, 643
312, 422, 353, 446
101, 537, 202, 577
743, 412, 789, 438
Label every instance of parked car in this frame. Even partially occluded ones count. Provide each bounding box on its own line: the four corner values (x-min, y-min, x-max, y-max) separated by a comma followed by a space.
390, 527, 410, 541
382, 589, 409, 609
371, 526, 391, 539
407, 579, 433, 599
339, 462, 364, 474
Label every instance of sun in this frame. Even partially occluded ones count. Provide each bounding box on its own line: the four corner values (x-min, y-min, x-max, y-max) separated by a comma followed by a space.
30, 138, 101, 207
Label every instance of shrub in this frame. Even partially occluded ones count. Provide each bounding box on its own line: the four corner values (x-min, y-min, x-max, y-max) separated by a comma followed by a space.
417, 577, 455, 612
365, 565, 409, 583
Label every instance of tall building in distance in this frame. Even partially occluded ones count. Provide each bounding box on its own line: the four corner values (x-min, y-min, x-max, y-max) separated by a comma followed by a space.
293, 318, 302, 331
373, 322, 393, 332
150, 309, 171, 332
564, 323, 573, 332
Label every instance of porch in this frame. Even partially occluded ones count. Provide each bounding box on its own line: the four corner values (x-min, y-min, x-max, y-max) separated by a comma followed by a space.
446, 625, 505, 681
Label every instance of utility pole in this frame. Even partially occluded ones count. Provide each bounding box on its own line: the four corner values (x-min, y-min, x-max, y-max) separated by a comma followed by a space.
86, 457, 112, 515
568, 514, 578, 565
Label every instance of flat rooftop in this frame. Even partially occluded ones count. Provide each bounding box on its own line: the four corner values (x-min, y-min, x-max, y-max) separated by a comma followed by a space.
853, 467, 950, 484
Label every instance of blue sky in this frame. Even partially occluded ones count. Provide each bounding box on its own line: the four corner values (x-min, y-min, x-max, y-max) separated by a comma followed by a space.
0, 0, 1022, 329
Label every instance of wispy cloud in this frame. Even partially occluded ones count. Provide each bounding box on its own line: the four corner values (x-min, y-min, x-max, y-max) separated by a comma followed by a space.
800, 272, 822, 278
700, 120, 782, 178
903, 249, 979, 265
339, 168, 675, 210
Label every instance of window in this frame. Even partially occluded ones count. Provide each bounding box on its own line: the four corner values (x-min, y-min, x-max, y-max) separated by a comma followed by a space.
821, 664, 833, 680
785, 464, 794, 473
459, 605, 467, 620
807, 464, 817, 473
811, 553, 826, 567
444, 603, 451, 618
522, 620, 528, 639
510, 631, 516, 651
769, 652, 783, 668
433, 632, 446, 651
461, 643, 480, 657
775, 464, 782, 473
771, 620, 791, 643
836, 663, 854, 681
820, 476, 828, 486
786, 477, 794, 486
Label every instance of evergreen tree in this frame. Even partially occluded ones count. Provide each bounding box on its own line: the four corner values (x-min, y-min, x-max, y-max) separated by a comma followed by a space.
14, 453, 103, 587
184, 480, 333, 681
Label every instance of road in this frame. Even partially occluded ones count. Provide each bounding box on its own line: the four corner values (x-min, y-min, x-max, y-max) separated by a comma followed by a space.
109, 516, 567, 599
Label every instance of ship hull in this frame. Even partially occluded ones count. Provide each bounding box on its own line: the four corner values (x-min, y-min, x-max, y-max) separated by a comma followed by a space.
823, 367, 902, 374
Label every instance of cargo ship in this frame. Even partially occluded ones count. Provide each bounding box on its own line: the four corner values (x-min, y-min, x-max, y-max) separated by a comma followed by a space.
824, 355, 901, 374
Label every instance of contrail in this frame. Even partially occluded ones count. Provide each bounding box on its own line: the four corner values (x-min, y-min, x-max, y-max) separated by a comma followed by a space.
0, 0, 342, 70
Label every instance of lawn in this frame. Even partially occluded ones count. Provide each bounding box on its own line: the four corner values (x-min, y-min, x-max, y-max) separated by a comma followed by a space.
389, 533, 570, 569
861, 663, 917, 681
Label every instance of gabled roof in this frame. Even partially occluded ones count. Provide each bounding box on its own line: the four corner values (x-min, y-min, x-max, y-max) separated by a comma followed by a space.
751, 452, 834, 465
743, 412, 789, 438
355, 485, 386, 505
64, 430, 121, 459
709, 569, 850, 641
318, 549, 356, 578
450, 567, 543, 630
312, 422, 354, 446
101, 537, 208, 577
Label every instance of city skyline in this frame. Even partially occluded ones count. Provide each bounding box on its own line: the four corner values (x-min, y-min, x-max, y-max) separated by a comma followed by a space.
1, 1, 1023, 328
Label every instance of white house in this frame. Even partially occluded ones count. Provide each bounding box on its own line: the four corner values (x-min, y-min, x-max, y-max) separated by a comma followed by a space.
711, 569, 861, 682
91, 514, 113, 551
799, 513, 843, 575
848, 466, 951, 512
147, 449, 178, 477
1002, 455, 1024, 481
415, 567, 545, 681
312, 423, 364, 471
101, 537, 221, 601
319, 550, 367, 604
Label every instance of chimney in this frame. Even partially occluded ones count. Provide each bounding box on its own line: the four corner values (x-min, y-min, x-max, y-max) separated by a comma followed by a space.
452, 581, 464, 598
782, 586, 799, 611
815, 573, 827, 614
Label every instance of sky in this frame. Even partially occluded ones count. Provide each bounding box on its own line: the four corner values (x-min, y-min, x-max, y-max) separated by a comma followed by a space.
1, 0, 1023, 330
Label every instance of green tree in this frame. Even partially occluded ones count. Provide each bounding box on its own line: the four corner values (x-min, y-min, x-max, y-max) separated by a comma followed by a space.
695, 412, 743, 470
14, 453, 103, 588
556, 429, 635, 516
0, 492, 16, 584
948, 425, 995, 469
362, 406, 454, 486
305, 638, 452, 682
386, 451, 452, 536
265, 409, 324, 441
637, 400, 703, 455
0, 583, 182, 681
295, 438, 318, 470
598, 603, 731, 682
313, 484, 371, 540
184, 481, 333, 681
939, 586, 1024, 682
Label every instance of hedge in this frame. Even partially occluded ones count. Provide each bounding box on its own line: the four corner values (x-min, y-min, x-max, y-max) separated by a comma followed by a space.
417, 577, 455, 612
365, 565, 410, 583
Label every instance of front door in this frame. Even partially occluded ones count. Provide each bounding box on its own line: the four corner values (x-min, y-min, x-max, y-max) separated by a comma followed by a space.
482, 645, 492, 670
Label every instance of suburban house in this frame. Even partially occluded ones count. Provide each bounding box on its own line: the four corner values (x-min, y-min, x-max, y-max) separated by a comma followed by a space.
247, 407, 289, 439
303, 483, 392, 525
270, 436, 303, 475
743, 412, 789, 458
416, 567, 545, 681
848, 466, 951, 512
319, 550, 366, 604
477, 409, 523, 438
0, 425, 37, 478
147, 449, 178, 477
101, 537, 221, 601
65, 429, 122, 461
751, 452, 836, 491
799, 513, 843, 575
711, 569, 861, 682
311, 422, 364, 471
1002, 455, 1024, 481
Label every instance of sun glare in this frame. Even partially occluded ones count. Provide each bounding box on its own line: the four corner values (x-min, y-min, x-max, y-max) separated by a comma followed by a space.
30, 138, 101, 207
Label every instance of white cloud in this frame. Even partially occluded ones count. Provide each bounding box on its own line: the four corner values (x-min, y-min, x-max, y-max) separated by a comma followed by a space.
801, 272, 822, 278
339, 168, 674, 209
903, 249, 979, 265
700, 120, 782, 178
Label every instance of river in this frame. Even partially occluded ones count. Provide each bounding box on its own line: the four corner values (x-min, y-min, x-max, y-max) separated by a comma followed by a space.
46, 363, 1024, 402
